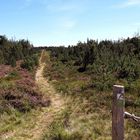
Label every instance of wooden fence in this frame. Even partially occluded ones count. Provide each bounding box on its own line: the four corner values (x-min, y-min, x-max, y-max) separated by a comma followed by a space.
112, 85, 140, 140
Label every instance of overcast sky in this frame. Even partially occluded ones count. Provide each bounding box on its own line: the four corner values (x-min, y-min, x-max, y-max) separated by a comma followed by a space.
0, 0, 140, 46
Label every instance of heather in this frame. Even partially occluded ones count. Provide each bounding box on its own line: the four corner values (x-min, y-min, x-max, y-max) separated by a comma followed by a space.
0, 65, 50, 114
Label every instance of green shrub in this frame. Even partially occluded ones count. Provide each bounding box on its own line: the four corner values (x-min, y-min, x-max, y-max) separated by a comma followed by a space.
91, 69, 115, 91
0, 80, 15, 89
5, 70, 20, 80
20, 55, 39, 71
43, 131, 82, 140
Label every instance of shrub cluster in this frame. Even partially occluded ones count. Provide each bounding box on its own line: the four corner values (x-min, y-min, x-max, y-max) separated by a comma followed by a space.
20, 54, 39, 71
0, 35, 39, 68
46, 36, 140, 91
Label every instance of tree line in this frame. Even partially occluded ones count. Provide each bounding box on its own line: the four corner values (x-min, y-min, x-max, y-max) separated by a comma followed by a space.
1, 35, 140, 91
46, 36, 140, 91
0, 35, 39, 70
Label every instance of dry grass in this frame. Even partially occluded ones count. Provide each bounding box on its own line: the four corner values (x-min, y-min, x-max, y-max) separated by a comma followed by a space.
43, 51, 140, 140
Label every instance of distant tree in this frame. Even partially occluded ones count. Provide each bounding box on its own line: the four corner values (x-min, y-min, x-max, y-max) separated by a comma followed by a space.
0, 35, 36, 68
10, 56, 16, 67
0, 50, 4, 64
0, 35, 7, 45
82, 49, 90, 70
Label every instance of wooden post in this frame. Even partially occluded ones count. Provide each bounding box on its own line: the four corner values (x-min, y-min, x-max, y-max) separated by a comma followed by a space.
112, 85, 125, 140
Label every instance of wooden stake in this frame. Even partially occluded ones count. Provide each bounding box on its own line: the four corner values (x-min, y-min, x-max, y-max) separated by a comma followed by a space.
112, 85, 125, 140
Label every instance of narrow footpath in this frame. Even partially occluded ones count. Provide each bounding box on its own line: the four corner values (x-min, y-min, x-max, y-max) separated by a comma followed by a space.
2, 51, 64, 140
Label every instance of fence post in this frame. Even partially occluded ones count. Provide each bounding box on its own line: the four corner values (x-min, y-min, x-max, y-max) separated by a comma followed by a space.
112, 85, 125, 140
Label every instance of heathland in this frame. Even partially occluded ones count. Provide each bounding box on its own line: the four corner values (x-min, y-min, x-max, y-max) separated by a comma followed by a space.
0, 35, 140, 140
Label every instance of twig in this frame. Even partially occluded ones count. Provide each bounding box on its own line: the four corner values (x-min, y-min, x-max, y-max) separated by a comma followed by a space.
124, 111, 140, 122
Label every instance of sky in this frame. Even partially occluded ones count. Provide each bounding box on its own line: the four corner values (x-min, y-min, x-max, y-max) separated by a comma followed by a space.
0, 0, 140, 46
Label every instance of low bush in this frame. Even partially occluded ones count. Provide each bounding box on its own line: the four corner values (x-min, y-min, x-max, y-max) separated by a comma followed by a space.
20, 54, 39, 71
0, 65, 50, 114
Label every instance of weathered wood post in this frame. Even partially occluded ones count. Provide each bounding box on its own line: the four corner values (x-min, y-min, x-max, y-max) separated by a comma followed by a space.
112, 85, 125, 140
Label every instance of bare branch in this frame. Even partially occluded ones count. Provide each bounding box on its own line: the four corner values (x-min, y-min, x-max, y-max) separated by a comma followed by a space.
124, 111, 140, 122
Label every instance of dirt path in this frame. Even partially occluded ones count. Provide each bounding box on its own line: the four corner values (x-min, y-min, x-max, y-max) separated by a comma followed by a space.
31, 51, 65, 140
1, 51, 64, 140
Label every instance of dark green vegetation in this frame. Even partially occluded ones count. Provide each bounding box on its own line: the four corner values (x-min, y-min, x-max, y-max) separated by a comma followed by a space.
43, 37, 140, 139
47, 37, 140, 92
0, 35, 39, 70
